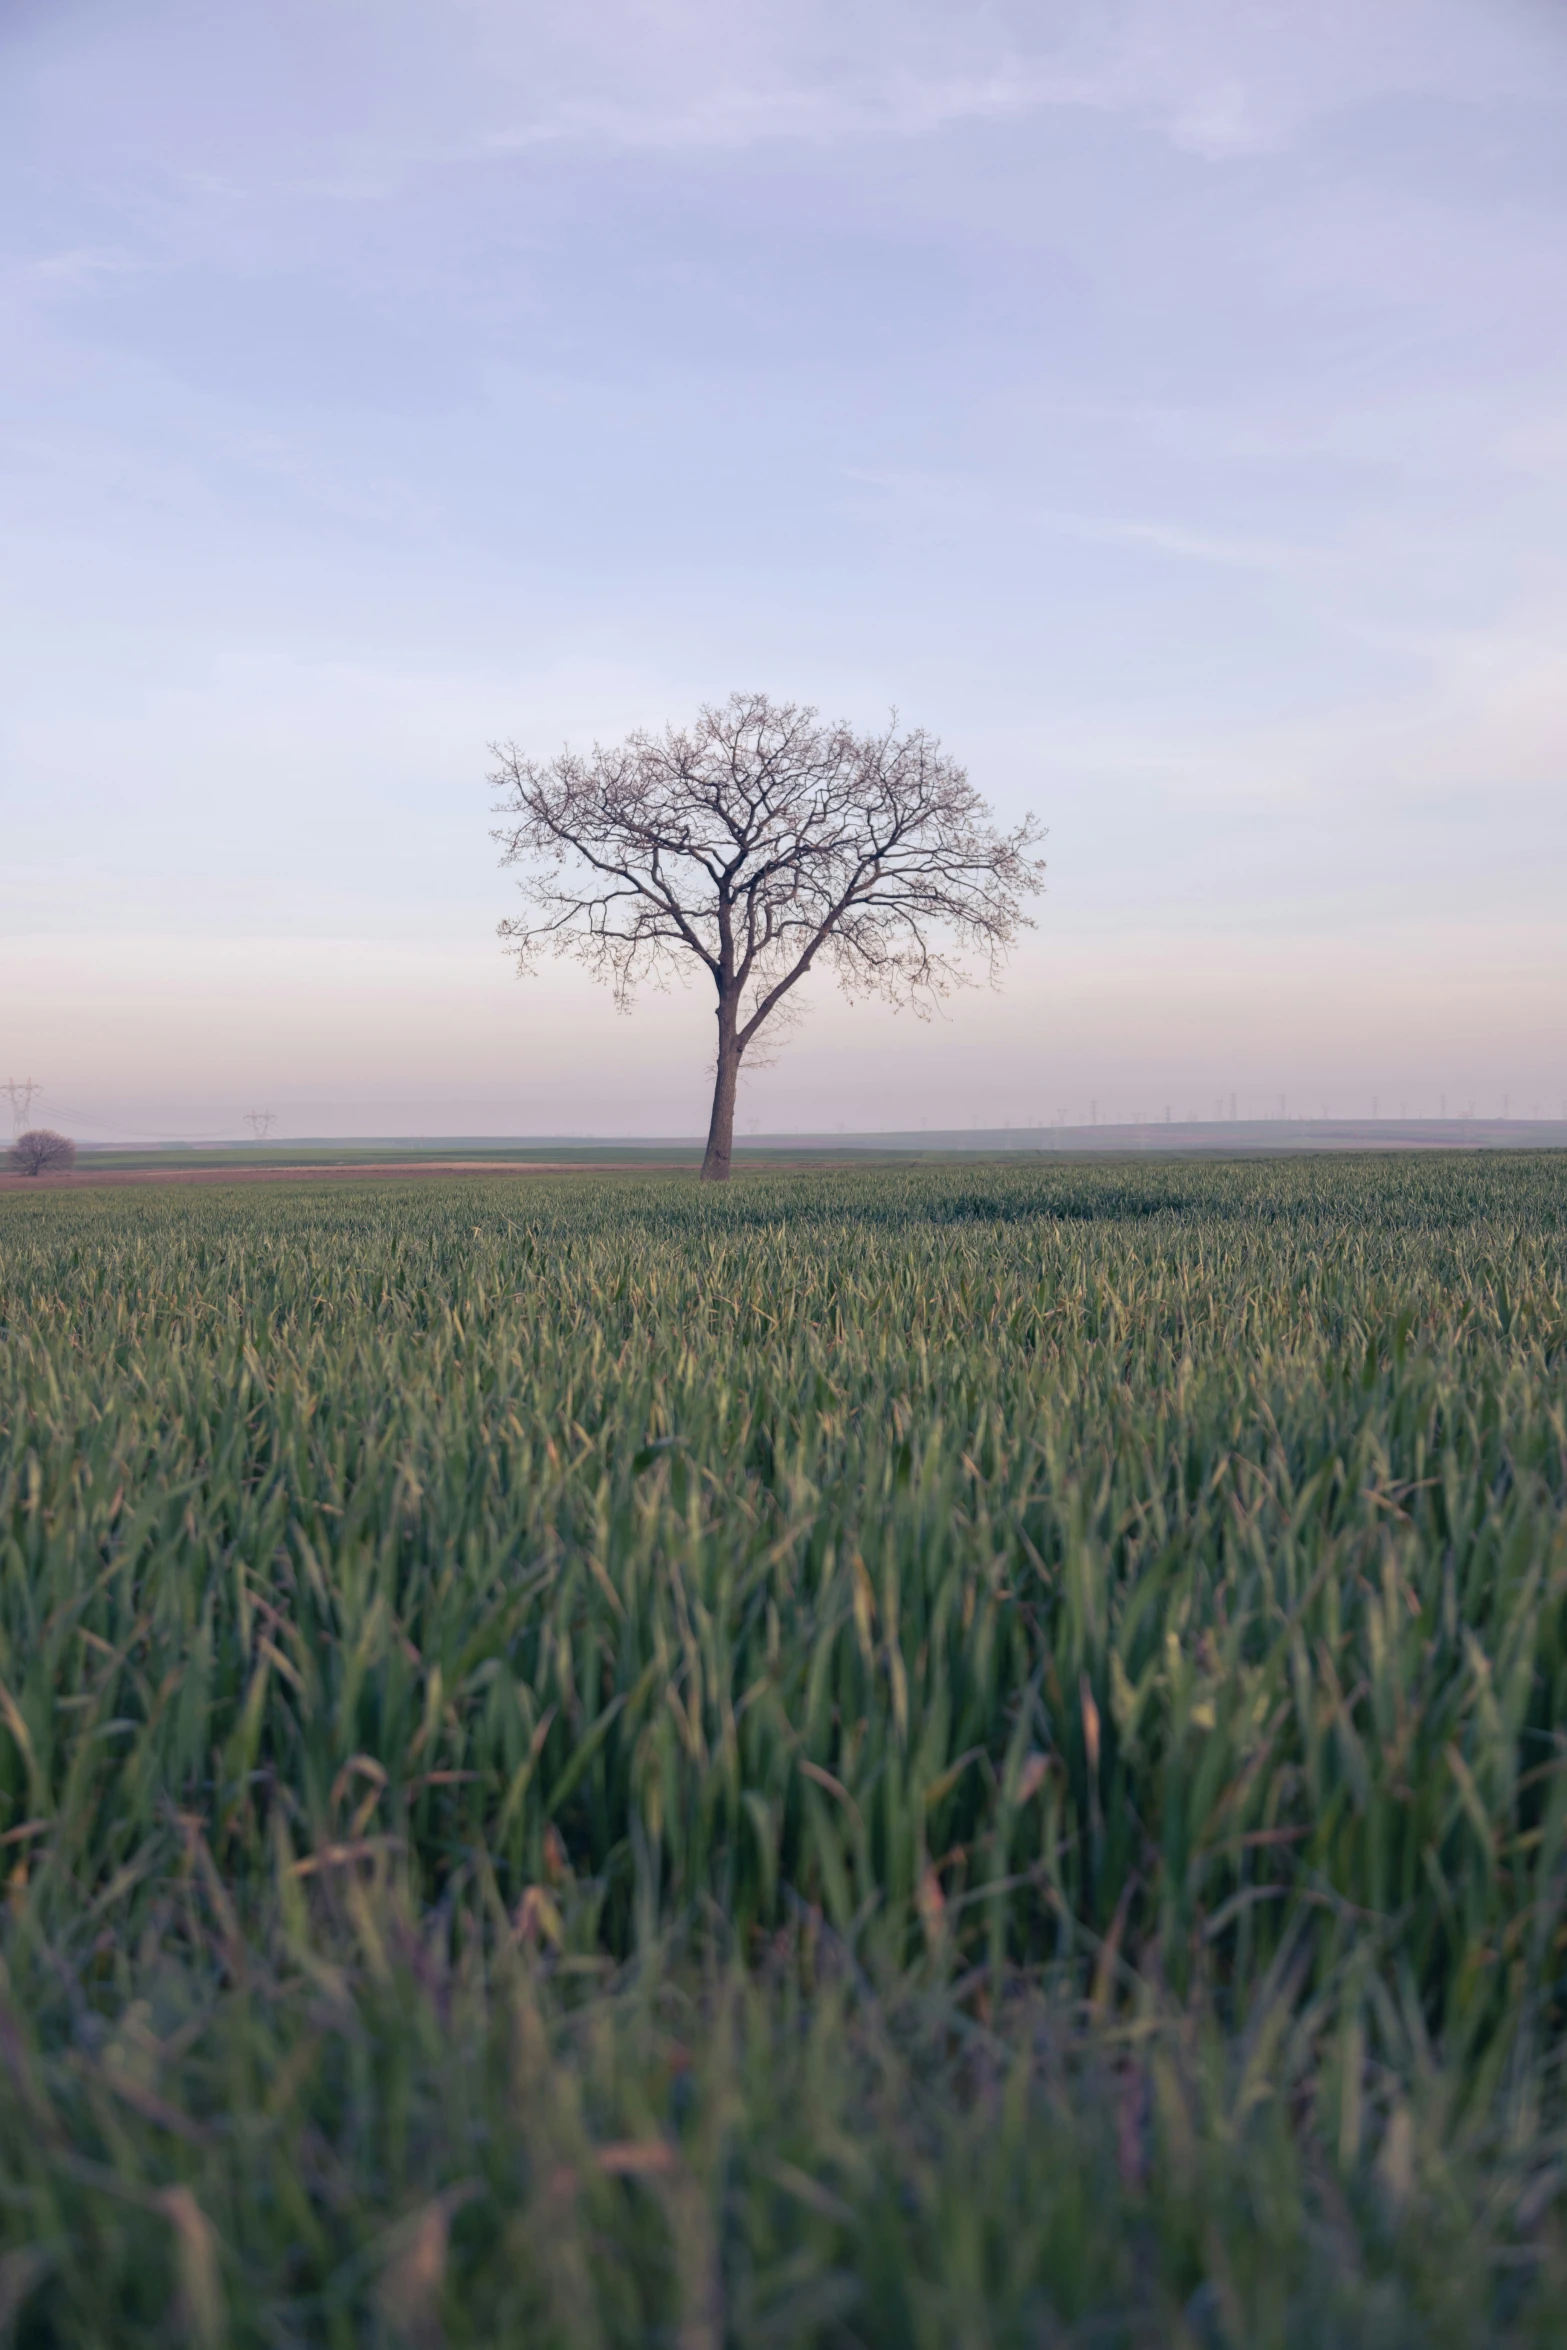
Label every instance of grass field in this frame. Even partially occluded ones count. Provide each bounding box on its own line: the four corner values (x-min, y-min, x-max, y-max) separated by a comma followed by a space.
1, 1155, 1565, 2346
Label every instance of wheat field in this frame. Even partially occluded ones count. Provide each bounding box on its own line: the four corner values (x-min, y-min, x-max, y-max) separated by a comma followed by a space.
1, 1155, 1564, 2345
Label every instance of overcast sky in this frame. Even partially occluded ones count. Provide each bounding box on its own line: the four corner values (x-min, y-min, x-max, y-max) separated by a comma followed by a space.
4, 0, 1565, 1138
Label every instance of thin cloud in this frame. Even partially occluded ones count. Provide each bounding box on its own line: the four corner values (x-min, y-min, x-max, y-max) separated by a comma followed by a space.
376, 0, 1567, 176
843, 469, 1328, 577
30, 245, 153, 289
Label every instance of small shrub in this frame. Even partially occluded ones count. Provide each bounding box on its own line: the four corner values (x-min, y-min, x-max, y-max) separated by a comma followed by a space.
8, 1128, 75, 1176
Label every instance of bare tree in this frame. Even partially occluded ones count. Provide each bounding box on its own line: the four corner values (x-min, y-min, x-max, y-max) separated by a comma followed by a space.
492, 693, 1045, 1181
9, 1129, 75, 1177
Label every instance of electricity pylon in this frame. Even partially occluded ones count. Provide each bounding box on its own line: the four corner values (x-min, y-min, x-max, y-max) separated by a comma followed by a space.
244, 1111, 276, 1143
5, 1079, 41, 1135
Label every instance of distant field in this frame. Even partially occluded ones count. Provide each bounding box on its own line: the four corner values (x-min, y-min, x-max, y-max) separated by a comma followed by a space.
2, 1156, 1565, 2343
33, 1113, 1567, 1177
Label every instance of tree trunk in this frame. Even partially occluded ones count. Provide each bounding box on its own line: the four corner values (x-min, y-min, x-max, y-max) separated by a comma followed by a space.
700, 1006, 741, 1182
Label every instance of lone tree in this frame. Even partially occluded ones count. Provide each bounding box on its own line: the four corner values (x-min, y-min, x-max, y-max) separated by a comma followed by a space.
9, 1128, 75, 1177
492, 692, 1045, 1181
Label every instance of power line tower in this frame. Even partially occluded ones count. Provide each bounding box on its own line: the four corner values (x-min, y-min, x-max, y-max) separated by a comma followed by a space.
244, 1110, 277, 1144
5, 1078, 41, 1136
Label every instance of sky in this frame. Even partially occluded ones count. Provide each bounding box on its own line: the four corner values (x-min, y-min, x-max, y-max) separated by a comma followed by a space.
3, 0, 1566, 1139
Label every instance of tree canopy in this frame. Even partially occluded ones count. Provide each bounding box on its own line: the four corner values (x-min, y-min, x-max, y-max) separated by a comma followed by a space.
492, 693, 1044, 1179
8, 1129, 75, 1177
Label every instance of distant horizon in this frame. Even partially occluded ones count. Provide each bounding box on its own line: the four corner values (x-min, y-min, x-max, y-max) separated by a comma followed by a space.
52, 1114, 1567, 1158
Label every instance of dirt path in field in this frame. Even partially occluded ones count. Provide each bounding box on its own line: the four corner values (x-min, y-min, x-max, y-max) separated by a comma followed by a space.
0, 1160, 694, 1192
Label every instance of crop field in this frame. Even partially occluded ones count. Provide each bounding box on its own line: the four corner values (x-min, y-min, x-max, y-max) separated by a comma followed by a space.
1, 1155, 1566, 2346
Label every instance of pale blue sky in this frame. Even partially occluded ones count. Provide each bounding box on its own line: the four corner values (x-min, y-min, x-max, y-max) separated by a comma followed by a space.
4, 0, 1565, 1136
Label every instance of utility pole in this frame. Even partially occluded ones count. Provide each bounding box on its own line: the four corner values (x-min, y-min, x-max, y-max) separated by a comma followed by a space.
5, 1079, 43, 1136
244, 1111, 276, 1144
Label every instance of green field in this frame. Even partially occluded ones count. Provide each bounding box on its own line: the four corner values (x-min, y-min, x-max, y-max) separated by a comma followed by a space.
1, 1157, 1565, 2345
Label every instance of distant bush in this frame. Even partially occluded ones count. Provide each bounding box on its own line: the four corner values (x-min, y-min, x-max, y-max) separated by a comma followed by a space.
7, 1128, 75, 1176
